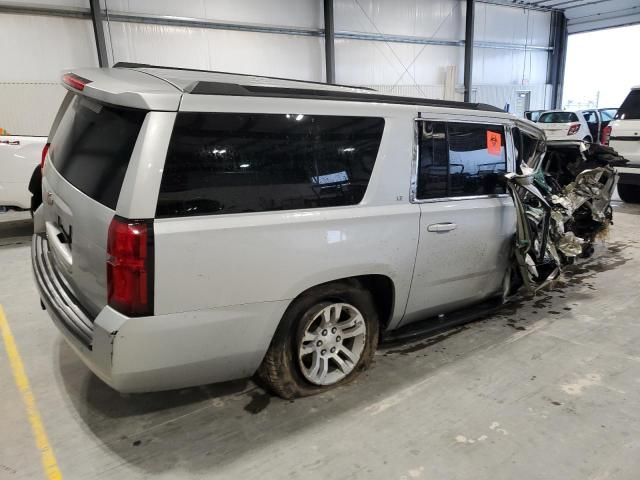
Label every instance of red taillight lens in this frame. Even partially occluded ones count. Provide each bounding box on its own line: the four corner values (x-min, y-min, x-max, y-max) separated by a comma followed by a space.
62, 73, 92, 91
601, 125, 612, 145
40, 143, 50, 170
107, 216, 154, 317
567, 123, 581, 136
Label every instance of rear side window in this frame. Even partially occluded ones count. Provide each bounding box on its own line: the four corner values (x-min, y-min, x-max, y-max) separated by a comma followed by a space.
615, 90, 640, 120
417, 121, 507, 199
157, 113, 385, 217
50, 95, 146, 209
538, 112, 579, 123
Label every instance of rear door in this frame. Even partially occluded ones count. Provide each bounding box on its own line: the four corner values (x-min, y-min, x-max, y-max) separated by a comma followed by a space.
403, 117, 515, 324
42, 94, 148, 316
610, 90, 640, 164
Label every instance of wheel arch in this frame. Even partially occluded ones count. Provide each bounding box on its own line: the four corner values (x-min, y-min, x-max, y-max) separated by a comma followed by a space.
285, 274, 397, 332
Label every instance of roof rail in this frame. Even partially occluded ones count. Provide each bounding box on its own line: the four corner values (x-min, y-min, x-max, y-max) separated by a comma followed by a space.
113, 62, 376, 91
113, 62, 504, 113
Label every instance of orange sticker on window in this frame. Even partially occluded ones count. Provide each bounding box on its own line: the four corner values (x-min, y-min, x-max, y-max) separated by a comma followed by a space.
486, 130, 501, 156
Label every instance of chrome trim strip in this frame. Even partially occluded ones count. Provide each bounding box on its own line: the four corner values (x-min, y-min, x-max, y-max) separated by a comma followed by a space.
32, 234, 94, 347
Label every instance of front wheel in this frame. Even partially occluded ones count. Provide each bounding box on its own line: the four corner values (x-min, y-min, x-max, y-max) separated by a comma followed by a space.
257, 281, 379, 399
618, 183, 640, 203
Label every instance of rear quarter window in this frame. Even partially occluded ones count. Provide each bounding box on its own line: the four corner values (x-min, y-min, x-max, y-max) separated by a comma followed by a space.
156, 113, 385, 217
49, 95, 147, 209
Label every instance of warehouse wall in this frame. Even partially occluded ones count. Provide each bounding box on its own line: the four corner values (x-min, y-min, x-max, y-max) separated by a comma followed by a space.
0, 9, 96, 135
0, 0, 554, 135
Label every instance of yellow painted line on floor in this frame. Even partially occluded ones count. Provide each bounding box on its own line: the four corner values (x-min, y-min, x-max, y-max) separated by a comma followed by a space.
0, 304, 62, 480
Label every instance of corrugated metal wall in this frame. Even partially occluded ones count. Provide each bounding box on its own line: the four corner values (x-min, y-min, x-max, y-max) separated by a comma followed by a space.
0, 0, 554, 135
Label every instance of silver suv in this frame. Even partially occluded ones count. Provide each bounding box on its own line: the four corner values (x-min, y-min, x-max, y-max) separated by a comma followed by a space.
33, 64, 542, 398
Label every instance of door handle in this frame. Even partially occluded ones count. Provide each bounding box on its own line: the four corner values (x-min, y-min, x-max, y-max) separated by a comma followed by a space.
427, 222, 458, 232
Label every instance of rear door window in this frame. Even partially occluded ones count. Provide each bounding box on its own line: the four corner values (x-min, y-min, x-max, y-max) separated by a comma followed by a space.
157, 113, 384, 217
50, 95, 147, 209
615, 90, 640, 120
417, 121, 507, 199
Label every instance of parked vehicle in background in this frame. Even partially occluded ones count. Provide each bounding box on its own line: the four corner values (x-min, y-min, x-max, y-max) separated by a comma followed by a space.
607, 87, 640, 202
0, 134, 46, 210
537, 110, 594, 142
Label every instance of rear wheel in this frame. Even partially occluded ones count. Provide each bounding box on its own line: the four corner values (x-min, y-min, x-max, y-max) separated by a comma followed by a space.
257, 281, 379, 399
618, 183, 640, 203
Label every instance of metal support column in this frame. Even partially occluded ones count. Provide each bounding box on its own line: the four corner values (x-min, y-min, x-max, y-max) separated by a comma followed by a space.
89, 0, 109, 67
323, 0, 335, 84
547, 11, 568, 109
463, 0, 475, 103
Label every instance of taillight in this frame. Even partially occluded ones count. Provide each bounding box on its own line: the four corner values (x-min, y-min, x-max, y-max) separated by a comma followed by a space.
62, 73, 92, 91
40, 143, 50, 170
567, 123, 580, 136
601, 125, 612, 145
107, 216, 154, 317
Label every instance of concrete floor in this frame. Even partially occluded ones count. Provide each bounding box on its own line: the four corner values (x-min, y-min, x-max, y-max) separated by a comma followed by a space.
1, 200, 640, 480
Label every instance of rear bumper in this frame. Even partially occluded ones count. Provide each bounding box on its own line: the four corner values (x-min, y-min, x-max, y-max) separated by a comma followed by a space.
32, 233, 289, 393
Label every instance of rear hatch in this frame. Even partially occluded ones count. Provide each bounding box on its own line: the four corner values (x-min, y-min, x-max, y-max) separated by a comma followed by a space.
610, 89, 640, 165
40, 69, 180, 317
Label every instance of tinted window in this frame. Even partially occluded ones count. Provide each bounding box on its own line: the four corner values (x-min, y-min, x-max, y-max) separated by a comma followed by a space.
416, 121, 448, 199
157, 113, 384, 217
538, 112, 579, 123
417, 121, 507, 199
615, 90, 640, 120
447, 123, 507, 197
50, 95, 146, 209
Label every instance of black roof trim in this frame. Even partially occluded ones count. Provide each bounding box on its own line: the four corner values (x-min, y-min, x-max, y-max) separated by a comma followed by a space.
188, 81, 504, 112
113, 62, 504, 113
113, 62, 376, 92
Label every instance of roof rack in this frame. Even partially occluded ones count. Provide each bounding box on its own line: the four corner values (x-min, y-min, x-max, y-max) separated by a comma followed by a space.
114, 62, 504, 113
113, 62, 376, 92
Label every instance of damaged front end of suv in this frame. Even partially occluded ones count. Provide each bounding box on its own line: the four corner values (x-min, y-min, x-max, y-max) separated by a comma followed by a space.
506, 139, 626, 293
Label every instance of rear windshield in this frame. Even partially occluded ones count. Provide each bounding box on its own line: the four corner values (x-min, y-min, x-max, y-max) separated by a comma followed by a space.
157, 113, 385, 218
50, 95, 147, 209
538, 112, 579, 123
615, 90, 640, 120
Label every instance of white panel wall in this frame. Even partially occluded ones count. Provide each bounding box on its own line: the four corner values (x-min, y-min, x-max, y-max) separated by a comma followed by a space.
103, 0, 323, 28
0, 12, 97, 135
335, 0, 464, 40
105, 22, 325, 81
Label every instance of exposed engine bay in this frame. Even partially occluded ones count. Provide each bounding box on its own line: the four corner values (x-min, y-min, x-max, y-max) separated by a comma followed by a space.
506, 141, 627, 293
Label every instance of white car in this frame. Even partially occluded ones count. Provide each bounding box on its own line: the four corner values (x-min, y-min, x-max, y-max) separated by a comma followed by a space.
537, 110, 594, 142
607, 86, 640, 203
0, 135, 46, 209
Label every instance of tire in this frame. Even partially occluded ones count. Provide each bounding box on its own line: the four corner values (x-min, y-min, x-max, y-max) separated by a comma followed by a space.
618, 183, 640, 203
257, 280, 379, 399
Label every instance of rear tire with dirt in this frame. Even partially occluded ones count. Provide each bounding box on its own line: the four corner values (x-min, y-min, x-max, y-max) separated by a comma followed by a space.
257, 280, 379, 399
618, 183, 640, 203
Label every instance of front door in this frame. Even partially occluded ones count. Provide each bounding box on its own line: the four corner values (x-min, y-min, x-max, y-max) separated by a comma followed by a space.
403, 119, 515, 325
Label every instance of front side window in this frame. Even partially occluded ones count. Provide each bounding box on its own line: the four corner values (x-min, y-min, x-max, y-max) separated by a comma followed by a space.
157, 113, 385, 217
417, 121, 507, 200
